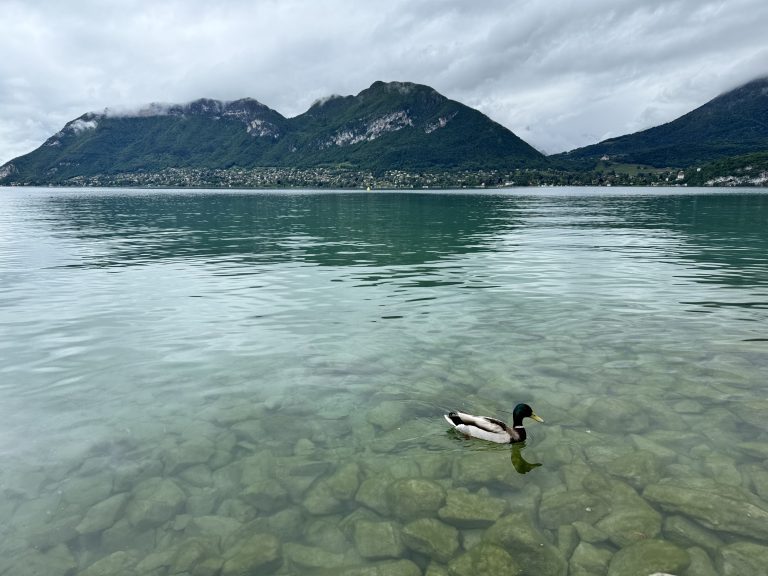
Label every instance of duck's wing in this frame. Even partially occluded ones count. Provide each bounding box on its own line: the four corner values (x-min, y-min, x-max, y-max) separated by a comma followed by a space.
445, 411, 507, 433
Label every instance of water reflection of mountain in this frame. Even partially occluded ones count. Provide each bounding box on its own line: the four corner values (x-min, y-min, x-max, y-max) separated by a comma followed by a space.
41, 191, 768, 291
513, 193, 768, 290
43, 192, 522, 269
611, 193, 768, 290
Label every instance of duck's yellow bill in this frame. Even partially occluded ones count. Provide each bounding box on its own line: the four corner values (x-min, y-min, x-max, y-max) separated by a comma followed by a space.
531, 413, 544, 423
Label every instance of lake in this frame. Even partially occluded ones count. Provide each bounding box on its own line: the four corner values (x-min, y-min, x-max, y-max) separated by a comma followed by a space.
1, 187, 767, 576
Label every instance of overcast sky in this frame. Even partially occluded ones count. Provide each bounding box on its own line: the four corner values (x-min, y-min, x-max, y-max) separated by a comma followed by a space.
2, 0, 767, 164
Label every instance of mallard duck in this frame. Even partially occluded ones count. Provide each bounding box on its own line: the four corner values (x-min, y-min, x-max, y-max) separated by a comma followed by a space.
444, 403, 543, 444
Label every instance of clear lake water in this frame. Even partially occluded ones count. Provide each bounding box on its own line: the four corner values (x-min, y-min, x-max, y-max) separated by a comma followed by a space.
1, 187, 767, 576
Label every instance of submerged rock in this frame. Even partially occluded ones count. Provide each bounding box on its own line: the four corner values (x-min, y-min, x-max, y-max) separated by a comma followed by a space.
284, 542, 349, 570
572, 521, 609, 544
585, 397, 650, 434
735, 399, 768, 432
185, 515, 243, 548
366, 401, 407, 430
76, 493, 129, 535
557, 524, 578, 559
163, 437, 216, 475
170, 537, 218, 574
744, 463, 768, 501
686, 546, 719, 576
100, 517, 156, 555
702, 452, 742, 486
569, 541, 613, 576
425, 563, 450, 576
327, 463, 362, 501
736, 441, 768, 460
606, 539, 689, 576
241, 477, 289, 513
221, 532, 282, 576
6, 544, 77, 576
303, 462, 361, 515
538, 489, 609, 529
266, 507, 304, 540
716, 541, 768, 576
644, 480, 768, 540
594, 502, 662, 548
230, 419, 267, 444
451, 451, 523, 489
178, 464, 214, 488
354, 520, 404, 560
60, 473, 114, 509
662, 515, 723, 554
605, 449, 661, 489
125, 477, 186, 530
303, 482, 344, 515
25, 513, 81, 551
305, 515, 352, 553
629, 434, 679, 465
485, 512, 566, 576
401, 517, 459, 563
80, 551, 140, 576
339, 559, 421, 576
356, 474, 394, 516
437, 489, 506, 528
448, 542, 519, 576
387, 478, 445, 520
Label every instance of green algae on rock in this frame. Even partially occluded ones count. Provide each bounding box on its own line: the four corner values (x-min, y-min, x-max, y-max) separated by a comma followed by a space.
437, 488, 507, 528
485, 511, 567, 575
716, 541, 768, 576
354, 520, 405, 560
538, 489, 609, 528
448, 542, 519, 576
125, 478, 186, 530
339, 558, 422, 576
76, 493, 129, 535
607, 539, 690, 576
387, 478, 446, 520
644, 480, 768, 540
221, 532, 282, 576
401, 517, 459, 563
569, 541, 613, 576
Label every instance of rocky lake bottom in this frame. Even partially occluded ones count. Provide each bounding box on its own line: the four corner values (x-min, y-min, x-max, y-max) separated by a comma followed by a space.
3, 345, 768, 576
1, 188, 767, 575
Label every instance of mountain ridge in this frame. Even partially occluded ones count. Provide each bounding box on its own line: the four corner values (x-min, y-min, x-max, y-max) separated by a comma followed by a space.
555, 76, 768, 168
3, 77, 768, 187
0, 81, 545, 185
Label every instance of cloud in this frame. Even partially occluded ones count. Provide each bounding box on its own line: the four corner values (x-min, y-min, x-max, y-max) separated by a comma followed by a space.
1, 0, 767, 163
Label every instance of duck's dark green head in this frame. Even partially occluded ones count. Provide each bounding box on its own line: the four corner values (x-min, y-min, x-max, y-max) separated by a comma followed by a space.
513, 403, 544, 425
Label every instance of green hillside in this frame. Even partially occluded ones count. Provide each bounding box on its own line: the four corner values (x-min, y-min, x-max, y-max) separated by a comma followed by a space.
0, 82, 545, 185
554, 77, 768, 168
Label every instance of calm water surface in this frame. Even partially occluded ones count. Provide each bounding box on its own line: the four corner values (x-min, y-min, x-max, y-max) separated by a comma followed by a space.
1, 187, 767, 575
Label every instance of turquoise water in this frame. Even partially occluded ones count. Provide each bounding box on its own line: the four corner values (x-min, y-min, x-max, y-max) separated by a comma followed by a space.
1, 187, 767, 575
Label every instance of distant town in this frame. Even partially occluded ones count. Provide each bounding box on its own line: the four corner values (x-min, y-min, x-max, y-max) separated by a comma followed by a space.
9, 164, 758, 190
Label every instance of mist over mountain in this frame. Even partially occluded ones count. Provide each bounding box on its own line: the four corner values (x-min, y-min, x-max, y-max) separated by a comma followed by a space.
555, 77, 768, 168
0, 81, 544, 185
2, 77, 768, 187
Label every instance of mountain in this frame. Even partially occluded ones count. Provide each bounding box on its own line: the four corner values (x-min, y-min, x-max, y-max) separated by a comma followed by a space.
0, 81, 544, 185
554, 77, 768, 168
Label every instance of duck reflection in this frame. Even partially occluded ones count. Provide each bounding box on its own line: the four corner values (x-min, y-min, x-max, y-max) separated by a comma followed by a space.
511, 442, 542, 475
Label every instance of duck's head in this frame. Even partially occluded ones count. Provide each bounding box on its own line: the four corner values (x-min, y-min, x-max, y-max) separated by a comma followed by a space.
513, 403, 544, 424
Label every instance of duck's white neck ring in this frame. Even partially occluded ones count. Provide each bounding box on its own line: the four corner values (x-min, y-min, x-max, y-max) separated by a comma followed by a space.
513, 425, 525, 429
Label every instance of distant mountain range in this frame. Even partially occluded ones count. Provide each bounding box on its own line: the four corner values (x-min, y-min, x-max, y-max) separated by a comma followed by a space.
0, 81, 544, 185
556, 77, 768, 168
1, 77, 767, 186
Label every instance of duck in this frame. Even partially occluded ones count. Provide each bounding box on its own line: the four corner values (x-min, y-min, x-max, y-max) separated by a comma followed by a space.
444, 403, 543, 444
